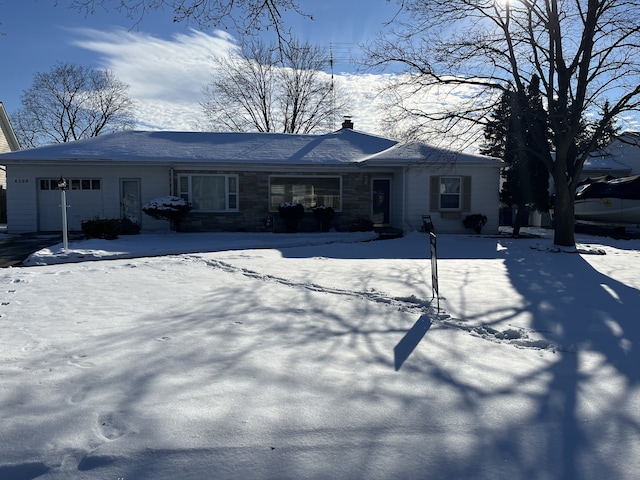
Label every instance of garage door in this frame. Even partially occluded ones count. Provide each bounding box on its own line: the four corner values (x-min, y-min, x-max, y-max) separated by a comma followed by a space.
38, 178, 104, 231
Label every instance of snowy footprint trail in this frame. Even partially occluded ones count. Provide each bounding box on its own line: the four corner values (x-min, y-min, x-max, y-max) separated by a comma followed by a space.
190, 254, 564, 353
190, 255, 434, 313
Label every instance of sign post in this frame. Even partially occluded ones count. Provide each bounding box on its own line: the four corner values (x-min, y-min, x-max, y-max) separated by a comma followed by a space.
58, 177, 69, 252
423, 215, 439, 312
430, 230, 439, 312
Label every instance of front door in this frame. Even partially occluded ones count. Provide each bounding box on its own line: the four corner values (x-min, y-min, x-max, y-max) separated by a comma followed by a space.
121, 179, 141, 224
372, 178, 391, 225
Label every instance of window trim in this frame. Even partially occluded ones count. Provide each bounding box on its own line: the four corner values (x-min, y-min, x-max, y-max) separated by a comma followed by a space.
268, 175, 343, 212
177, 173, 239, 213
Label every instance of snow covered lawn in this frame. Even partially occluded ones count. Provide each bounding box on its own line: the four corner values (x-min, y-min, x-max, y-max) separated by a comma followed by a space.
1, 230, 639, 479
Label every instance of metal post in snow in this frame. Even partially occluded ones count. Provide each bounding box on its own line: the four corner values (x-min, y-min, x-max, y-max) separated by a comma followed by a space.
58, 177, 69, 252
423, 215, 439, 313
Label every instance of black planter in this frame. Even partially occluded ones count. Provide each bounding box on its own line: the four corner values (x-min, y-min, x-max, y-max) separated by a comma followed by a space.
278, 203, 305, 233
313, 206, 335, 232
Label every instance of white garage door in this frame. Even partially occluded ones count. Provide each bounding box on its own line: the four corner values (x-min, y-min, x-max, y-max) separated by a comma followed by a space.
38, 178, 104, 231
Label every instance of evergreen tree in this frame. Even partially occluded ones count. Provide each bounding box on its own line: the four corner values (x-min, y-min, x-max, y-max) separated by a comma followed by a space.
597, 101, 620, 149
481, 76, 550, 236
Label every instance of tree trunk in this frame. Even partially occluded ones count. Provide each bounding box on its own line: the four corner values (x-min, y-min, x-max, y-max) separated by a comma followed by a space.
512, 203, 529, 237
553, 181, 575, 247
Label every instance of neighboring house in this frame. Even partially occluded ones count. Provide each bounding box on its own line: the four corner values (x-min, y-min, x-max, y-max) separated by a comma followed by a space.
0, 101, 21, 223
0, 120, 502, 235
582, 132, 640, 179
0, 102, 20, 185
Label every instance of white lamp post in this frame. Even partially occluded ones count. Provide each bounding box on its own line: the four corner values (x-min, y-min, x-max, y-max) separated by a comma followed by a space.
57, 176, 69, 252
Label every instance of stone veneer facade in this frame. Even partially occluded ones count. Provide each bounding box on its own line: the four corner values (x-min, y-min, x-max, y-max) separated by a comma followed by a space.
175, 169, 380, 233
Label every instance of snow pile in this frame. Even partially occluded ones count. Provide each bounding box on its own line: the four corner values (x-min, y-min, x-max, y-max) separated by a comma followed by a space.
1, 229, 639, 479
22, 231, 378, 266
142, 196, 189, 210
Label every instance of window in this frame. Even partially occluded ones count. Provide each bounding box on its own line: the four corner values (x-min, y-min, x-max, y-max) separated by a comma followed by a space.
39, 178, 101, 190
429, 175, 472, 212
269, 176, 341, 211
177, 174, 238, 212
440, 176, 462, 209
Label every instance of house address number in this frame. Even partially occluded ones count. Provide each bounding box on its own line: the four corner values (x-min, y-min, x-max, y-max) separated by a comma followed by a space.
14, 179, 29, 183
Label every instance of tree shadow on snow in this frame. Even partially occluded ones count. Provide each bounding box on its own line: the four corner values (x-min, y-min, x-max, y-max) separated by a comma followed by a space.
0, 462, 50, 480
278, 232, 505, 260
500, 244, 640, 479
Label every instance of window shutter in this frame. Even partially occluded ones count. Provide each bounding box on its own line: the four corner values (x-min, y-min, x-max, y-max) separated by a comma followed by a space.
430, 176, 440, 211
462, 176, 472, 211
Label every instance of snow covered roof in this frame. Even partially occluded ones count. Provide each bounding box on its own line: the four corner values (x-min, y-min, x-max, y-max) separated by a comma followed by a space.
0, 129, 399, 165
364, 140, 503, 166
0, 128, 502, 167
584, 132, 640, 176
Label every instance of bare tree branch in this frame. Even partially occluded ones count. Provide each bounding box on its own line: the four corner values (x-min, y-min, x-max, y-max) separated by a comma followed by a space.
367, 0, 640, 246
61, 0, 311, 48
200, 38, 350, 134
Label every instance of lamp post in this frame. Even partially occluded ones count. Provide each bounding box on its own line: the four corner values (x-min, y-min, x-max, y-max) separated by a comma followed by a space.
57, 177, 69, 252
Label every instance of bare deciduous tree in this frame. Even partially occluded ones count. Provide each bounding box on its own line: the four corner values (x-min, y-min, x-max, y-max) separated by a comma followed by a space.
201, 39, 349, 134
368, 0, 640, 246
12, 62, 136, 148
64, 0, 309, 48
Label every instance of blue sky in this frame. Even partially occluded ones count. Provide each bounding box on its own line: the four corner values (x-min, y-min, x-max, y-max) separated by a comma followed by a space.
1, 0, 406, 133
4, 1, 637, 142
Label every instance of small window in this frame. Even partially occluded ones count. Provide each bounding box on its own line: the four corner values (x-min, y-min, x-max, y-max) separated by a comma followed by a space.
440, 177, 461, 209
430, 175, 472, 212
39, 178, 101, 191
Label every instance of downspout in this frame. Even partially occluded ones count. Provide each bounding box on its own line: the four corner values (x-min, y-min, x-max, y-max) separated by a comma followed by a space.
170, 167, 174, 196
402, 166, 413, 232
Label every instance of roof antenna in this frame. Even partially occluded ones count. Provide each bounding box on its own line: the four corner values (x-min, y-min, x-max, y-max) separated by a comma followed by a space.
330, 43, 336, 131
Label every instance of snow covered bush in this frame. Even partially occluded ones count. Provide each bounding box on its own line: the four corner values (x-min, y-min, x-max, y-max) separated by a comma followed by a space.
278, 202, 305, 233
143, 196, 192, 232
312, 205, 335, 232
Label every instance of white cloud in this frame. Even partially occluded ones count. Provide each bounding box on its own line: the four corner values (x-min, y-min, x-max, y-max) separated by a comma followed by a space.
70, 28, 481, 147
72, 28, 239, 130
70, 28, 413, 134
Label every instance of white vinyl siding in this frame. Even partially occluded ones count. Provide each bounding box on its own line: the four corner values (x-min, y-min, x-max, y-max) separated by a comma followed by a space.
403, 168, 500, 234
6, 165, 170, 233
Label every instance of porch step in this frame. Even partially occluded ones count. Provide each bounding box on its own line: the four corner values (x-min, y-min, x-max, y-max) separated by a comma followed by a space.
374, 226, 404, 240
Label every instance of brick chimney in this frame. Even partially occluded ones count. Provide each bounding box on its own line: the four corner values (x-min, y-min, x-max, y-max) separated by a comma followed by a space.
341, 116, 354, 129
